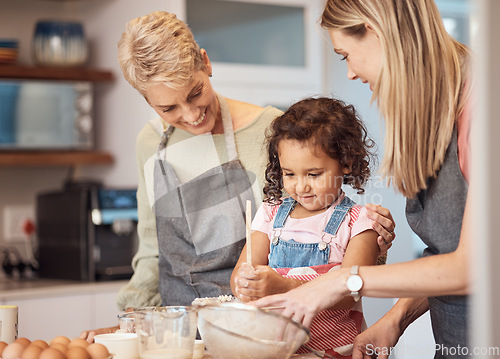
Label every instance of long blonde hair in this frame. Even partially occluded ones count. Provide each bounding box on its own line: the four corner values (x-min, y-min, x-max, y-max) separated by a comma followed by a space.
118, 11, 206, 96
322, 0, 471, 198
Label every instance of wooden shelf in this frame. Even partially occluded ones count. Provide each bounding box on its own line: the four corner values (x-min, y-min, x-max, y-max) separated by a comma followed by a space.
0, 64, 114, 82
0, 151, 114, 167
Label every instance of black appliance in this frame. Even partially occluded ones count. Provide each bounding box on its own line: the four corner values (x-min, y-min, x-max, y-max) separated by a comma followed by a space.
36, 182, 138, 281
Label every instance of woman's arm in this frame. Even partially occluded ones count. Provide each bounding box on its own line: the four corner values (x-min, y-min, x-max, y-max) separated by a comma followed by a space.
333, 228, 380, 310
356, 187, 470, 298
352, 297, 429, 359
253, 188, 471, 326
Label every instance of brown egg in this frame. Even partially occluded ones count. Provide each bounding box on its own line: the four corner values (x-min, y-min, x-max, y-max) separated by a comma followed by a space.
50, 343, 68, 354
0, 341, 9, 356
67, 347, 91, 359
30, 341, 49, 350
50, 337, 70, 347
15, 338, 32, 348
86, 343, 109, 359
68, 339, 88, 349
21, 344, 43, 359
39, 348, 66, 359
2, 342, 26, 359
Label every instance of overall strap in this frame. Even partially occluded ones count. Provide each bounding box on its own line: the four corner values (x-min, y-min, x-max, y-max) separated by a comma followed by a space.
272, 197, 297, 229
323, 196, 355, 236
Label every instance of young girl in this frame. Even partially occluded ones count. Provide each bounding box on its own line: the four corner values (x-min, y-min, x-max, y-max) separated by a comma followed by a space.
231, 97, 381, 358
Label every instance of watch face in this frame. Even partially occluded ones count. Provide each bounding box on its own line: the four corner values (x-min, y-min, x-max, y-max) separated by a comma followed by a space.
347, 275, 363, 292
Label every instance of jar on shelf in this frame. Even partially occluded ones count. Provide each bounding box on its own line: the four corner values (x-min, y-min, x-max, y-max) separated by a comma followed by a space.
32, 20, 88, 67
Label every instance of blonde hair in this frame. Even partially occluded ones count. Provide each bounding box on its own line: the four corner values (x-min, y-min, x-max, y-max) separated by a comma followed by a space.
322, 0, 471, 198
118, 11, 206, 95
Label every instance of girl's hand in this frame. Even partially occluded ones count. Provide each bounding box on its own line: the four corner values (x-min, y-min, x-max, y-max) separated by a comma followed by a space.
366, 204, 396, 255
234, 263, 291, 301
251, 267, 349, 328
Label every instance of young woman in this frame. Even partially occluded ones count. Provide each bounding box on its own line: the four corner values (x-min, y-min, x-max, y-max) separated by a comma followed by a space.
254, 1, 473, 358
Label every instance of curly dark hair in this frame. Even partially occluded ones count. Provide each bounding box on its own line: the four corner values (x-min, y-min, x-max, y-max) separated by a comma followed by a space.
263, 97, 376, 204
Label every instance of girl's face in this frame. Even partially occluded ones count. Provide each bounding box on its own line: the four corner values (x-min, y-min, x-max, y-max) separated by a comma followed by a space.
144, 52, 222, 135
278, 139, 350, 212
329, 26, 383, 91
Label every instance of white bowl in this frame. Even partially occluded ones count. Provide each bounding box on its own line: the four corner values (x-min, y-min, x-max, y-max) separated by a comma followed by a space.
94, 333, 139, 359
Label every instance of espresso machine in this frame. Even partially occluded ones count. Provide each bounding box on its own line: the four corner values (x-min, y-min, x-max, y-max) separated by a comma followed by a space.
36, 182, 138, 281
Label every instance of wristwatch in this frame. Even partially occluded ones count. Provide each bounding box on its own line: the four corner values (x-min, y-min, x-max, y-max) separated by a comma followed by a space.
346, 265, 363, 302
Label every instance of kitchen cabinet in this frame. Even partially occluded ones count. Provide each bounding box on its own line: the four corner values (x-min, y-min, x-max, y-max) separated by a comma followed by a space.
0, 280, 125, 341
169, 0, 326, 108
0, 64, 114, 167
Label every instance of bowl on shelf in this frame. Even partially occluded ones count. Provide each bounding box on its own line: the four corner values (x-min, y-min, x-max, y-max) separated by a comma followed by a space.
0, 39, 19, 64
32, 20, 88, 67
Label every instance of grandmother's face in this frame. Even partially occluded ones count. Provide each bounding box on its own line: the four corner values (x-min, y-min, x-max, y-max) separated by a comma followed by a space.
144, 69, 219, 135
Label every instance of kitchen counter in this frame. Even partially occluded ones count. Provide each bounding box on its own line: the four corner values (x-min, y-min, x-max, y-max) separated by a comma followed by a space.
0, 277, 128, 300
0, 277, 127, 340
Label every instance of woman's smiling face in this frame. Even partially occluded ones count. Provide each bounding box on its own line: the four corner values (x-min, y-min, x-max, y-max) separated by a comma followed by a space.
328, 26, 383, 91
144, 70, 220, 135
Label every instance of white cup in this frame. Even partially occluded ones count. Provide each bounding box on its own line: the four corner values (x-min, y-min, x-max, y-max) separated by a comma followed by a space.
0, 305, 18, 343
94, 333, 139, 359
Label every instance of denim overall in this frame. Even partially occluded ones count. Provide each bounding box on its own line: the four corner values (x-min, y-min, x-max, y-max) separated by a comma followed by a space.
153, 94, 256, 306
269, 196, 355, 269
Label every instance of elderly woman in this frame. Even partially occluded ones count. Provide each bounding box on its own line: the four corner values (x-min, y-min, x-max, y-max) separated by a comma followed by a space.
81, 10, 396, 340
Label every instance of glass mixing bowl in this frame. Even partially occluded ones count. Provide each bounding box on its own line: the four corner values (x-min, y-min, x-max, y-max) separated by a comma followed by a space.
197, 302, 310, 359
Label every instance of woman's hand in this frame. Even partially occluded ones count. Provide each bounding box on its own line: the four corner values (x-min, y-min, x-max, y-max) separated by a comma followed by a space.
352, 314, 403, 359
234, 263, 294, 301
366, 204, 396, 255
80, 326, 119, 343
252, 267, 350, 328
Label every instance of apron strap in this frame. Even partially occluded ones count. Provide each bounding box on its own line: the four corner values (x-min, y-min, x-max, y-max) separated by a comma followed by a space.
217, 93, 238, 162
156, 126, 175, 177
323, 196, 355, 236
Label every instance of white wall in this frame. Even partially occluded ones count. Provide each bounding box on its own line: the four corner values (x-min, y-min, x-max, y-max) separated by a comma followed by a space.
471, 0, 500, 356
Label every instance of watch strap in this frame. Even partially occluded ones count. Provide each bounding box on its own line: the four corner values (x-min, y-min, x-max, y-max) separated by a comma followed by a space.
348, 265, 362, 302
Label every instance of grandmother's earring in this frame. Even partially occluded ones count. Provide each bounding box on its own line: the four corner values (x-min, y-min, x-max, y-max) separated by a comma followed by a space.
209, 73, 213, 78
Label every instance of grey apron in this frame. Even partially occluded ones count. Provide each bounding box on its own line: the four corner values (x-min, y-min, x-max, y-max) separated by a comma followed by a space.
153, 96, 256, 306
406, 127, 468, 359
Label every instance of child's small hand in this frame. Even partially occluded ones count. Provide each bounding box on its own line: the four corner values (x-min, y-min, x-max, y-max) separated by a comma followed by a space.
235, 264, 289, 301
233, 262, 257, 301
